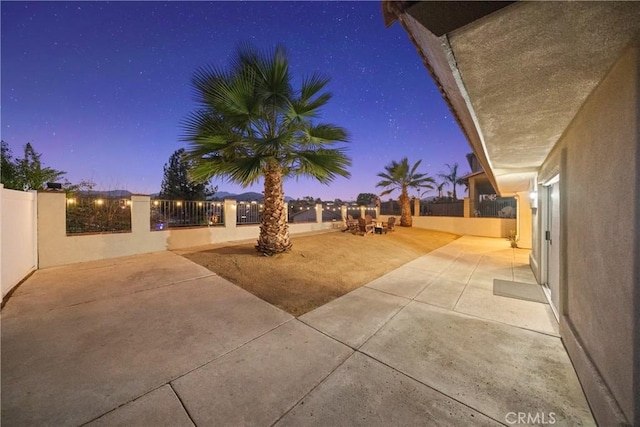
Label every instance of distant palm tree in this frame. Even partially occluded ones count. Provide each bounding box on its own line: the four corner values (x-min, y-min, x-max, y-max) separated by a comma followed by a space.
436, 181, 446, 199
438, 162, 463, 200
183, 44, 351, 255
376, 158, 435, 227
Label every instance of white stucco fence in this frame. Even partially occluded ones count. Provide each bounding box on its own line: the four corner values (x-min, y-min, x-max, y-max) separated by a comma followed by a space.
1, 185, 38, 298
379, 214, 516, 238
37, 193, 335, 269
1, 191, 518, 292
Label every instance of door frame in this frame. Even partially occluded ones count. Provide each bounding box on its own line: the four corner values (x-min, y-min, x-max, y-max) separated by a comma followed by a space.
541, 174, 560, 321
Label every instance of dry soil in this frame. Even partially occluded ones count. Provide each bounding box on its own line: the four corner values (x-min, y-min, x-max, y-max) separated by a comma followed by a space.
182, 227, 459, 316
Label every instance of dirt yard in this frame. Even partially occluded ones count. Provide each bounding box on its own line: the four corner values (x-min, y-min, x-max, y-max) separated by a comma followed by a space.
182, 227, 459, 316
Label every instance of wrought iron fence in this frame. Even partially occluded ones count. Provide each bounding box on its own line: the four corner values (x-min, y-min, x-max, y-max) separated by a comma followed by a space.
236, 201, 262, 224
321, 202, 342, 222
421, 200, 464, 217
288, 205, 317, 223
475, 196, 517, 218
380, 200, 409, 216
66, 196, 131, 234
150, 200, 224, 231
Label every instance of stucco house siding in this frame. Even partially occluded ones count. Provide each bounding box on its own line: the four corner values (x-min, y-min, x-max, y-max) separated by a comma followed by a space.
534, 38, 639, 425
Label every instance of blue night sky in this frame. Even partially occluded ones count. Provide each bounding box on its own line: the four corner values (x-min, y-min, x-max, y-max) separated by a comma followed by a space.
1, 1, 470, 201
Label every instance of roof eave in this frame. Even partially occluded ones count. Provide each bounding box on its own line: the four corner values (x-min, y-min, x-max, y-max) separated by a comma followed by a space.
390, 7, 502, 194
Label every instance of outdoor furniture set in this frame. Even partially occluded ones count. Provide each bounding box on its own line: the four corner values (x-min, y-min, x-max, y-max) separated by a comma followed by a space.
343, 215, 396, 236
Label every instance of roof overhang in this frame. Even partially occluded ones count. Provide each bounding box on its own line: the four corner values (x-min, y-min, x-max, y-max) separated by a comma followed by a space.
385, 1, 640, 195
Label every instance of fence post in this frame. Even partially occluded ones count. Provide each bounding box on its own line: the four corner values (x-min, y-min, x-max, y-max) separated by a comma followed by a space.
463, 197, 470, 218
131, 195, 150, 235
413, 198, 421, 217
224, 199, 237, 230
315, 203, 322, 224
341, 205, 347, 223
36, 191, 66, 268
29, 190, 38, 269
360, 205, 366, 218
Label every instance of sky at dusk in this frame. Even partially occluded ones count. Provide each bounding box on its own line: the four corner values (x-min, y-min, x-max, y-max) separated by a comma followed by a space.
1, 1, 471, 201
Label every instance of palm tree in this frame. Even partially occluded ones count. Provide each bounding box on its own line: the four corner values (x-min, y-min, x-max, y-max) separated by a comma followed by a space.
436, 181, 446, 199
183, 44, 351, 255
438, 162, 463, 200
376, 158, 435, 227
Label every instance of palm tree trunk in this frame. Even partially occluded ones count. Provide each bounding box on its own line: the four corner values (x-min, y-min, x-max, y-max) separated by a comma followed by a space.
399, 189, 412, 227
256, 163, 291, 255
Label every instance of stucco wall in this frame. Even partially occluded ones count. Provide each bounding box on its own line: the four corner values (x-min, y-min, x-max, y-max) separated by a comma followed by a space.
379, 214, 515, 238
37, 193, 333, 268
1, 186, 38, 298
537, 39, 639, 425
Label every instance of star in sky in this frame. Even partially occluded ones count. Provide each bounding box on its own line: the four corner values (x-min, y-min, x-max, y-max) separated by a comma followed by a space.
1, 1, 470, 200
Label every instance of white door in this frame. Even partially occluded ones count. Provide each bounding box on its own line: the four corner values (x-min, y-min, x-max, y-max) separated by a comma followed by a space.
545, 181, 560, 319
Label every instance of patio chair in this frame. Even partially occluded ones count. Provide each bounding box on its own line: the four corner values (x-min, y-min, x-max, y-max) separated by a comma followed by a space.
384, 216, 396, 232
357, 217, 374, 236
343, 214, 359, 233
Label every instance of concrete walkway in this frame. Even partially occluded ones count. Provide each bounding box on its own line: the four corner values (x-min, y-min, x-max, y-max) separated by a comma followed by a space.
1, 236, 594, 426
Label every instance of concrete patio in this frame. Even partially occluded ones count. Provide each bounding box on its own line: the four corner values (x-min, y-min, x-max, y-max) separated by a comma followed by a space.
1, 236, 594, 426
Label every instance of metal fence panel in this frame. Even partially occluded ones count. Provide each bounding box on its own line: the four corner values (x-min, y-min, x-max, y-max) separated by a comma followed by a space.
67, 196, 131, 234
421, 200, 464, 217
380, 200, 402, 216
236, 201, 262, 224
476, 196, 517, 218
150, 200, 224, 231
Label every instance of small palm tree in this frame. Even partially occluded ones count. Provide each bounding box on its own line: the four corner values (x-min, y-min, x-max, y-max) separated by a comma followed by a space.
436, 182, 446, 199
376, 158, 435, 227
438, 162, 463, 200
183, 44, 351, 255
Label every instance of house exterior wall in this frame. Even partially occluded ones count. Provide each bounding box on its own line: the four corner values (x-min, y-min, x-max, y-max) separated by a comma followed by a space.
1, 186, 38, 298
533, 39, 639, 425
515, 192, 532, 249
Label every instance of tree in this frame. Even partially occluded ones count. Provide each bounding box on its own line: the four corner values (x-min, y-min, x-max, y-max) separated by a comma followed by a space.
1, 142, 66, 191
183, 44, 351, 255
159, 148, 214, 200
356, 193, 377, 206
1, 140, 18, 189
438, 162, 463, 200
376, 158, 435, 227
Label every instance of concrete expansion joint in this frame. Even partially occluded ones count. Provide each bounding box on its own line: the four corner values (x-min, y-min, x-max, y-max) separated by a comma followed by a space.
168, 383, 197, 427
355, 349, 504, 426
81, 318, 296, 426
131, 273, 218, 293
51, 274, 220, 311
268, 350, 354, 427
451, 253, 482, 311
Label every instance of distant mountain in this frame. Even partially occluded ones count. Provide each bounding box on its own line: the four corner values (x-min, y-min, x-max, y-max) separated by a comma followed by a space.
77, 189, 132, 198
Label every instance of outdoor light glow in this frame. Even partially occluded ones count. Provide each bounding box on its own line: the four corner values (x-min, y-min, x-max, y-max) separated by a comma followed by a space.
198, 202, 203, 206
126, 200, 131, 206
95, 199, 104, 205
176, 201, 182, 206
153, 201, 159, 206
66, 198, 75, 204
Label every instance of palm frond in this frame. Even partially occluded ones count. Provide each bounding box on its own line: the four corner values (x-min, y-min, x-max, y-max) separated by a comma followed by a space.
289, 148, 351, 184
